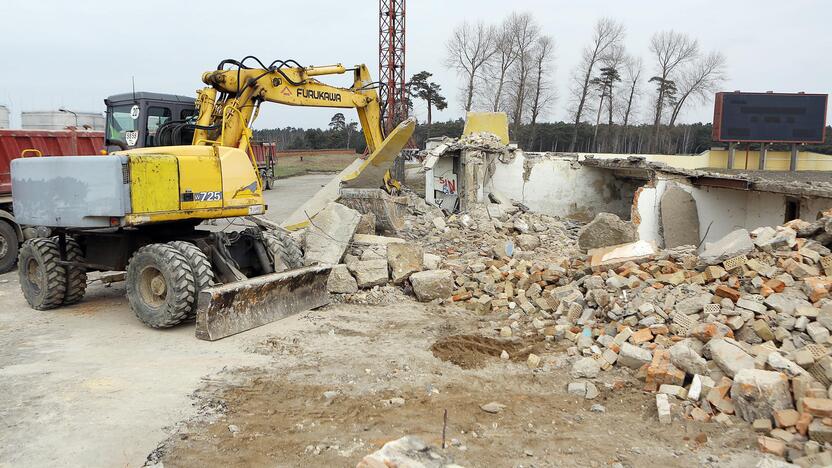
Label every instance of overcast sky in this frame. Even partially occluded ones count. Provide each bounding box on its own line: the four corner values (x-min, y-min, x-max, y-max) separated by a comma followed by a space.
1, 0, 830, 130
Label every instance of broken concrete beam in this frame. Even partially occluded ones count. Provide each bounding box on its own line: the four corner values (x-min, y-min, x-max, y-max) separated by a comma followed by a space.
303, 202, 361, 266
351, 234, 407, 246
588, 240, 658, 268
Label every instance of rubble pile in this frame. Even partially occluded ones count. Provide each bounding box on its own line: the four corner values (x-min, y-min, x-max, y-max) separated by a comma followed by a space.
472, 216, 832, 466
310, 181, 832, 464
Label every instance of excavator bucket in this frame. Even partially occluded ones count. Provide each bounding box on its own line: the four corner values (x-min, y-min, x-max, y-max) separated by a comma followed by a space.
338, 188, 408, 232
194, 265, 331, 341
281, 118, 416, 231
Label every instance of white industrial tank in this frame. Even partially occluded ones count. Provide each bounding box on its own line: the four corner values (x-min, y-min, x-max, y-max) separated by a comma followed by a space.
21, 111, 104, 130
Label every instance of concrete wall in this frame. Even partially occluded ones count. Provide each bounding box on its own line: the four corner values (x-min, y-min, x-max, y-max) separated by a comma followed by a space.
635, 177, 832, 249
483, 152, 639, 221
424, 156, 455, 205
570, 149, 832, 171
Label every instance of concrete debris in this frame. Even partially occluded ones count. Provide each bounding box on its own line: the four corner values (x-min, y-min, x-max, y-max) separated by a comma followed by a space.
347, 259, 389, 288
297, 185, 832, 463
327, 264, 358, 294
699, 229, 754, 265
577, 212, 638, 251
303, 202, 361, 265
387, 243, 424, 284
410, 270, 454, 302
356, 436, 460, 468
731, 369, 794, 423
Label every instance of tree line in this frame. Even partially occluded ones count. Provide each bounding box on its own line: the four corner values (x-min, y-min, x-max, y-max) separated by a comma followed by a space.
253, 118, 832, 156
445, 14, 728, 154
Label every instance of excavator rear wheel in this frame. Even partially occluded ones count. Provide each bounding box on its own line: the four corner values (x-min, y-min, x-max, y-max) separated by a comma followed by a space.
263, 230, 303, 272
18, 238, 67, 310
60, 236, 87, 305
126, 243, 196, 328
168, 241, 214, 319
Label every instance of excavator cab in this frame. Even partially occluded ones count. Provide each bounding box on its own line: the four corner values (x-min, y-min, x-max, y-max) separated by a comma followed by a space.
104, 92, 196, 153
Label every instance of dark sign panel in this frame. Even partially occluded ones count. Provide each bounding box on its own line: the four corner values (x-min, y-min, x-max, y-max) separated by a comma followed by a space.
712, 92, 828, 143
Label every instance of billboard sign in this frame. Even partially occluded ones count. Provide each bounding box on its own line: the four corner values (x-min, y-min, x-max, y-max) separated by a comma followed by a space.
712, 92, 827, 143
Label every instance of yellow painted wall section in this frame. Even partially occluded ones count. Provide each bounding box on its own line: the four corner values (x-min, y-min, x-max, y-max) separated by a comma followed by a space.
573, 150, 832, 171
464, 112, 509, 144
130, 155, 179, 213
178, 153, 223, 210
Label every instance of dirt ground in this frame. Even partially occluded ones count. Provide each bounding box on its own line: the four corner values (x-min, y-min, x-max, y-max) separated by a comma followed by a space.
0, 171, 770, 467
153, 300, 764, 468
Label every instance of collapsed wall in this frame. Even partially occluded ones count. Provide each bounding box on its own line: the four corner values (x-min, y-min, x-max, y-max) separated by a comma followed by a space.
424, 136, 832, 251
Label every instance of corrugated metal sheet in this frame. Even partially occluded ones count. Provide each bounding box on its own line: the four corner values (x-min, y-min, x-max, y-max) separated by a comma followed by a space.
0, 129, 104, 195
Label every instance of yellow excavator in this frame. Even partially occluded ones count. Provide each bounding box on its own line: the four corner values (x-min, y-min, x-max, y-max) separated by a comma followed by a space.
11, 56, 414, 340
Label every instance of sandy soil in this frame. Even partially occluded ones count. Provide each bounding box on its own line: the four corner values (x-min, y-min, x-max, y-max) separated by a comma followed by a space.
154, 300, 763, 468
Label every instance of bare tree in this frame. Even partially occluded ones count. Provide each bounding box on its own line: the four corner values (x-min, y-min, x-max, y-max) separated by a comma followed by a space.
567, 18, 625, 152
667, 51, 727, 128
648, 30, 699, 151
620, 55, 643, 127
505, 12, 541, 136
527, 35, 556, 148
444, 21, 497, 112
482, 17, 519, 112
618, 55, 643, 152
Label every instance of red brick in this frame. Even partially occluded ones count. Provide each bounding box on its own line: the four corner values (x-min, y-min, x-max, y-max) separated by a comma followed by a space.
803, 398, 832, 418
715, 285, 741, 302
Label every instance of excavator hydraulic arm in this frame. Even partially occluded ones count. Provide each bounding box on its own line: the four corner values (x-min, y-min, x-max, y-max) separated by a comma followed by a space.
192, 63, 385, 155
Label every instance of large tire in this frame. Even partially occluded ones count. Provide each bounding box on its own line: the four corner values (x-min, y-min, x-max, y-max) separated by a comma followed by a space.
60, 236, 87, 305
263, 230, 303, 272
0, 220, 19, 273
168, 241, 214, 319
18, 238, 66, 310
126, 243, 196, 328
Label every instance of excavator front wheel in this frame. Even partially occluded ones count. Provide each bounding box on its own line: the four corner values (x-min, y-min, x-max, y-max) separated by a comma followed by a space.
18, 238, 67, 310
126, 244, 196, 328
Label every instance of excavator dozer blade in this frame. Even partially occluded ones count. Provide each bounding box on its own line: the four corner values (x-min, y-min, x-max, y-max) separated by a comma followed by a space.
195, 265, 332, 341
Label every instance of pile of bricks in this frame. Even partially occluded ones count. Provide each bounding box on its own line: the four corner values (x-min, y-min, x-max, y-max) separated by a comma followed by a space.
405, 200, 832, 464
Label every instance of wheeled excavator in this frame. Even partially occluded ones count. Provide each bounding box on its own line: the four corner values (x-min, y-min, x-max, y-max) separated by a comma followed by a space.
11, 57, 415, 340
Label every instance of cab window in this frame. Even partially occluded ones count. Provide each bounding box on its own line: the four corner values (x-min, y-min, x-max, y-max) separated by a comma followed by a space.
180, 108, 196, 120
146, 107, 172, 146
107, 104, 138, 145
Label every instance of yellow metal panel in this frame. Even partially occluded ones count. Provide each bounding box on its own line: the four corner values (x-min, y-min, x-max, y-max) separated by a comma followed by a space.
178, 152, 223, 210
463, 112, 509, 144
130, 155, 179, 213
217, 147, 263, 208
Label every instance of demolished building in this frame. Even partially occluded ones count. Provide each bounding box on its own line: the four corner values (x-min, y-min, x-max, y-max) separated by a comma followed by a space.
423, 138, 832, 252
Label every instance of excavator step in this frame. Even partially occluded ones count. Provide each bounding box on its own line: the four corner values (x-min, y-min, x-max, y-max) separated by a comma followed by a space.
194, 265, 331, 341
